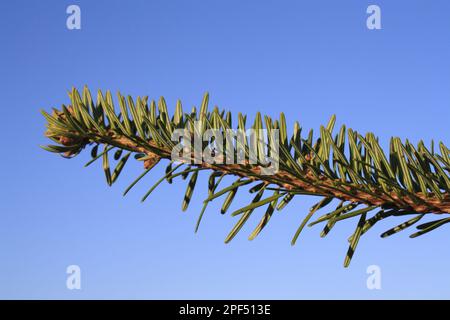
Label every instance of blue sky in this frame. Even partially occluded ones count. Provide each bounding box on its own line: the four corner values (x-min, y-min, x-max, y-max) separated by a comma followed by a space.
0, 0, 449, 299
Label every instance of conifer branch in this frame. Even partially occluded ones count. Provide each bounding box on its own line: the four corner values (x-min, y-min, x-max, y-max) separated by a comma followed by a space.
41, 87, 450, 267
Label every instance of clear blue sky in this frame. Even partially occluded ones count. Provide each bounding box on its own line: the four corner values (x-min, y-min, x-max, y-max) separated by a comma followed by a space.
1, 0, 449, 299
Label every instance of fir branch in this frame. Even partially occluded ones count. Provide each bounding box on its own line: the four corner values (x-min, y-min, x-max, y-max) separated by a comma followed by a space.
41, 87, 450, 267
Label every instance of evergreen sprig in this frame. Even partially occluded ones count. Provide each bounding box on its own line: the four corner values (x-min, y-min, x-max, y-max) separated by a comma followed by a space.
41, 87, 450, 267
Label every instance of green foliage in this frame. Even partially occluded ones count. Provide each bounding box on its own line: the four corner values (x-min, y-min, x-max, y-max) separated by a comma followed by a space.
42, 87, 450, 267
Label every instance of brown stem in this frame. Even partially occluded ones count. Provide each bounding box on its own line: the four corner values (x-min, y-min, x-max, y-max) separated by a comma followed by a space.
57, 130, 450, 215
